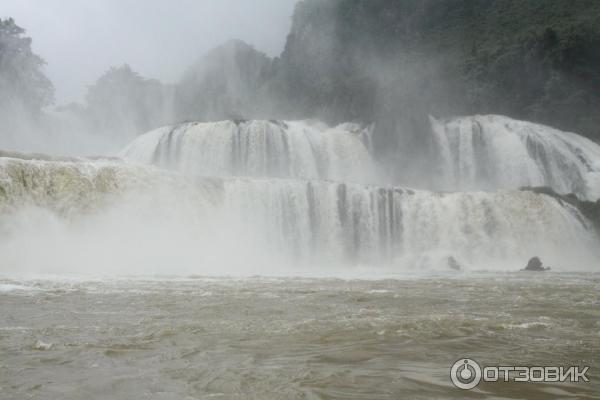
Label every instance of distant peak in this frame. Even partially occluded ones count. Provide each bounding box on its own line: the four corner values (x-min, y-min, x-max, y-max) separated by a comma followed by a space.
205, 39, 263, 56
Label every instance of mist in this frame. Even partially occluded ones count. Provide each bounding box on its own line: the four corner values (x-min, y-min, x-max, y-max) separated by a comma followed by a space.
1, 0, 599, 277
2, 0, 296, 103
0, 0, 297, 156
1, 0, 600, 269
2, 3, 600, 397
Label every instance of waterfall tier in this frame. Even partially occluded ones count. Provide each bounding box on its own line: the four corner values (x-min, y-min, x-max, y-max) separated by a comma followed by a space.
121, 120, 377, 183
1, 155, 596, 271
431, 115, 600, 200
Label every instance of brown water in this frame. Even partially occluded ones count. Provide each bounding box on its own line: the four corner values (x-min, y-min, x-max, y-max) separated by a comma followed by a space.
1, 272, 599, 399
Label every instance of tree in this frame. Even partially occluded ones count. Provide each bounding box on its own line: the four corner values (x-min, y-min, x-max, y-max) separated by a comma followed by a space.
0, 18, 54, 116
85, 64, 172, 138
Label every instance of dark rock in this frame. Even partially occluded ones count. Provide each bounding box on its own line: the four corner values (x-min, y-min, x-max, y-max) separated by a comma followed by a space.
526, 256, 542, 269
523, 256, 551, 271
447, 256, 461, 271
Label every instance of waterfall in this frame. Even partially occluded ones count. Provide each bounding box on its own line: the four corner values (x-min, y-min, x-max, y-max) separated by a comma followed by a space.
2, 115, 600, 273
430, 115, 600, 200
0, 156, 220, 218
121, 119, 378, 183
223, 179, 596, 268
1, 153, 597, 272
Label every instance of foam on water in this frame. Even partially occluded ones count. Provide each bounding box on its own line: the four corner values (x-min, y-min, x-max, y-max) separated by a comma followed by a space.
0, 283, 38, 292
1, 273, 599, 399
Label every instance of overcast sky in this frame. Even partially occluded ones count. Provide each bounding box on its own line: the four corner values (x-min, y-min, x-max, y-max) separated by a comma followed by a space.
3, 0, 298, 104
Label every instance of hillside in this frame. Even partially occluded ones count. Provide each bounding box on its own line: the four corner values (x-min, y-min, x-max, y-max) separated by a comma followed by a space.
274, 0, 600, 141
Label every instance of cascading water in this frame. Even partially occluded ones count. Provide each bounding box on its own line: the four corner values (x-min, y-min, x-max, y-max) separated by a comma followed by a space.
1, 148, 597, 273
0, 156, 221, 217
430, 115, 600, 200
223, 178, 597, 268
121, 119, 378, 183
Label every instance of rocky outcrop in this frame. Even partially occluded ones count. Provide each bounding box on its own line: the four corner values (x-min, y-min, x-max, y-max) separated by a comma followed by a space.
523, 256, 550, 271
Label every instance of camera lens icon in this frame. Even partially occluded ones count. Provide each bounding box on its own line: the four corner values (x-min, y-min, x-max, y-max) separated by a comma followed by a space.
450, 358, 482, 389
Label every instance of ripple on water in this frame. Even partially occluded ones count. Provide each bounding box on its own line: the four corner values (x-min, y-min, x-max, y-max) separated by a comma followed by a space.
0, 272, 598, 399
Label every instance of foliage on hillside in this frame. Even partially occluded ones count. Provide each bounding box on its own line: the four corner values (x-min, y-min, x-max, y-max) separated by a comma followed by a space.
278, 0, 600, 140
0, 18, 54, 116
85, 64, 173, 138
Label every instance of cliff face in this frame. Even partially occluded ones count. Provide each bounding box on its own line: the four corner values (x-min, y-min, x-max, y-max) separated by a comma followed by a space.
274, 0, 377, 123
275, 0, 600, 141
176, 40, 276, 122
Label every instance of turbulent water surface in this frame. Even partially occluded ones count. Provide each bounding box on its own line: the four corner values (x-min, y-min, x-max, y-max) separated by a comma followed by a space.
0, 273, 599, 399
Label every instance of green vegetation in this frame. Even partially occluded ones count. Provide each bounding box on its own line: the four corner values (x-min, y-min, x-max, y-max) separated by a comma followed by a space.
84, 64, 172, 136
279, 0, 600, 140
0, 18, 54, 116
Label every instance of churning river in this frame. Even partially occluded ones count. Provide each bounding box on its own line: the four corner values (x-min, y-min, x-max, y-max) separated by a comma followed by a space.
1, 272, 599, 399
